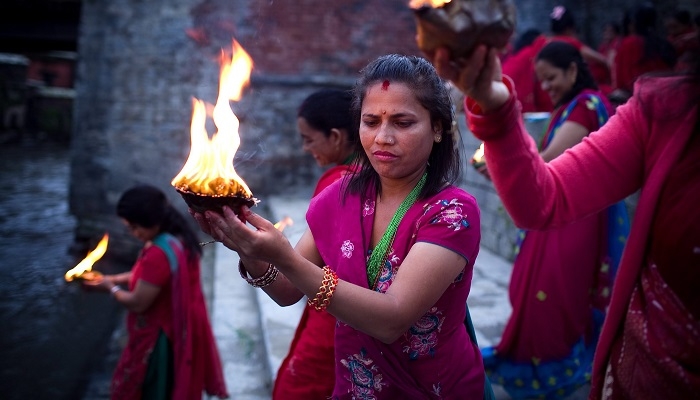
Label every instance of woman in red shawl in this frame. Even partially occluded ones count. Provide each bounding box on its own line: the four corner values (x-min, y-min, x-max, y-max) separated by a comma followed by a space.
272, 89, 357, 400
88, 185, 228, 400
429, 27, 700, 399
478, 41, 629, 399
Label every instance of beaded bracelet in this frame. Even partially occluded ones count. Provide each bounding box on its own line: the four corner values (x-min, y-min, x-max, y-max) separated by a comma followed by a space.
239, 261, 279, 288
307, 266, 339, 311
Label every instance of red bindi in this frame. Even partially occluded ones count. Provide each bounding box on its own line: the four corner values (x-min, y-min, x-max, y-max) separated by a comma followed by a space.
381, 80, 390, 91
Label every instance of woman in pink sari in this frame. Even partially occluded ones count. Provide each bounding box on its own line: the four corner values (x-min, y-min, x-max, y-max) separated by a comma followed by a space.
89, 185, 228, 400
429, 30, 700, 399
192, 55, 487, 399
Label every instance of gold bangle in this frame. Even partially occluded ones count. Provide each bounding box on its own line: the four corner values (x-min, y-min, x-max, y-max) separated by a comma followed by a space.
239, 261, 279, 288
307, 266, 338, 311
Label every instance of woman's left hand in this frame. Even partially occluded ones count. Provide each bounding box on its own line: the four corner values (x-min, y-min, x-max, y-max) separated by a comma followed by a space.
200, 206, 294, 266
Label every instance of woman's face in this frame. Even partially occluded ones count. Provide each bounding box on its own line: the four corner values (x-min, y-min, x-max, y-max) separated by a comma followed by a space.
535, 59, 577, 106
122, 219, 159, 243
297, 117, 339, 167
359, 81, 435, 181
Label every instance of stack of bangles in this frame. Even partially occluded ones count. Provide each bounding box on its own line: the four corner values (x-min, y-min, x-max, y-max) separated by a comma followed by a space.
239, 261, 279, 288
307, 266, 339, 311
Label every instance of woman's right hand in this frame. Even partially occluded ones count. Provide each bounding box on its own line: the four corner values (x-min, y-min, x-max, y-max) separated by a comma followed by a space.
428, 45, 510, 113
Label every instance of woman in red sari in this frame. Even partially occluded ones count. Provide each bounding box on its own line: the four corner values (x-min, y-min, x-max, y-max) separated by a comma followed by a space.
89, 185, 228, 400
272, 89, 357, 400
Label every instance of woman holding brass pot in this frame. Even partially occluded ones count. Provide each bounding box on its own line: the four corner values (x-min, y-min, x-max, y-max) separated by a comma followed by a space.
191, 54, 487, 399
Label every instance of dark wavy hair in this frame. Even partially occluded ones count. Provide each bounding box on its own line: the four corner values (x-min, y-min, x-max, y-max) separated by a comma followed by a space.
117, 184, 202, 259
536, 41, 599, 107
345, 54, 461, 200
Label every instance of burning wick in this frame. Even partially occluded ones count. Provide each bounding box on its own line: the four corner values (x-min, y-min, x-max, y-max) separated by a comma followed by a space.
65, 233, 109, 282
199, 216, 294, 246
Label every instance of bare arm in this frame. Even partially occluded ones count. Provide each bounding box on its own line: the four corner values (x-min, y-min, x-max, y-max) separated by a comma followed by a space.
539, 121, 589, 162
111, 279, 162, 313
106, 271, 132, 285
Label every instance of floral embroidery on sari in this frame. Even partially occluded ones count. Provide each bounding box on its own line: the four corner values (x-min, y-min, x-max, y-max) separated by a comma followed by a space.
424, 199, 470, 231
363, 199, 375, 217
340, 348, 386, 399
403, 307, 445, 360
374, 249, 400, 293
341, 240, 355, 258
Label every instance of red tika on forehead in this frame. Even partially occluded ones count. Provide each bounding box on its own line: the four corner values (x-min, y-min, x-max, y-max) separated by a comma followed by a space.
381, 80, 390, 91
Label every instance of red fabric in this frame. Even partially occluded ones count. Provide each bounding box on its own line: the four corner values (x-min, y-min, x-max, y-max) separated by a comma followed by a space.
272, 164, 355, 400
111, 238, 228, 400
167, 238, 228, 400
496, 91, 613, 362
613, 34, 674, 93
466, 76, 699, 398
112, 246, 173, 400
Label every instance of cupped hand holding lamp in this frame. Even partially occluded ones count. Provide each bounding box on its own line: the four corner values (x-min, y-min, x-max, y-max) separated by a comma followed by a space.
192, 204, 466, 344
190, 54, 485, 398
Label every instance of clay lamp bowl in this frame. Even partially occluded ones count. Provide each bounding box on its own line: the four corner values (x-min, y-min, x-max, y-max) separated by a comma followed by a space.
411, 0, 516, 60
174, 184, 258, 215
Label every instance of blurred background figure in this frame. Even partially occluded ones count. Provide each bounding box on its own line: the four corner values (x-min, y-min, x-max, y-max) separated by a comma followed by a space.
87, 185, 228, 400
611, 3, 677, 102
664, 9, 699, 71
479, 41, 629, 399
592, 22, 624, 95
272, 88, 357, 400
503, 5, 610, 112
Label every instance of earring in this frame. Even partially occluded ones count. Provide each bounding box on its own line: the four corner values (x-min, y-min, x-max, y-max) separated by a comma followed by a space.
434, 135, 442, 143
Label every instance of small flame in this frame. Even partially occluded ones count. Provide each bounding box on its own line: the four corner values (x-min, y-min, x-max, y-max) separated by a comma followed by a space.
172, 40, 254, 197
472, 143, 485, 163
65, 233, 109, 282
273, 216, 294, 232
409, 0, 451, 8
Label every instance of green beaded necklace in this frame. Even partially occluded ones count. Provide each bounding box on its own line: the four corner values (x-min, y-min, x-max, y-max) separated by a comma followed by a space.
367, 172, 427, 289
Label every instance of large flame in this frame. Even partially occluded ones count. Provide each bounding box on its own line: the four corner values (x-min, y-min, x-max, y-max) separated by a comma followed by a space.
172, 40, 253, 197
409, 0, 451, 8
65, 233, 109, 282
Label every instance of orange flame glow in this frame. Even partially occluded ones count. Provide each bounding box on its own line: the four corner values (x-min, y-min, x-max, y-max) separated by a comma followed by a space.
472, 142, 485, 164
273, 216, 294, 232
171, 40, 254, 197
65, 233, 109, 282
409, 0, 451, 8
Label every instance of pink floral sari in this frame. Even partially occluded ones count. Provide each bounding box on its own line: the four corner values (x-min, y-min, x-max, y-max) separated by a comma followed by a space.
307, 181, 484, 399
